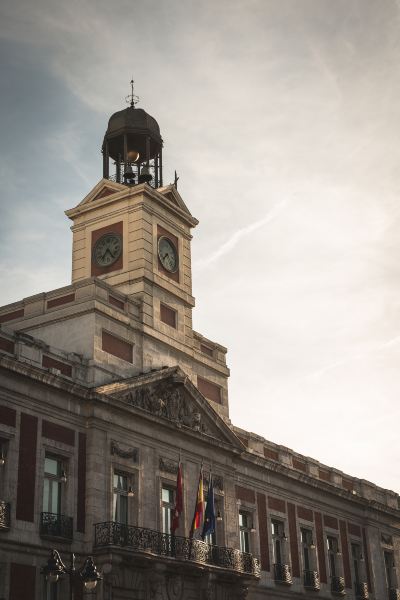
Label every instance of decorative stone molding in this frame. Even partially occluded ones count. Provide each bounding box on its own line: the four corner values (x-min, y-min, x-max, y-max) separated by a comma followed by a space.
110, 441, 138, 462
124, 382, 212, 435
167, 574, 183, 600
381, 533, 393, 545
204, 472, 224, 493
159, 457, 178, 474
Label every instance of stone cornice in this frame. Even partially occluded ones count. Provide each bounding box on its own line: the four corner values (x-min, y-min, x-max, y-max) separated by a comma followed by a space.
238, 450, 400, 519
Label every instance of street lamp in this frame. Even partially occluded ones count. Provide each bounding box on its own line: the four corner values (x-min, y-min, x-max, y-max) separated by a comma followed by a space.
41, 550, 102, 599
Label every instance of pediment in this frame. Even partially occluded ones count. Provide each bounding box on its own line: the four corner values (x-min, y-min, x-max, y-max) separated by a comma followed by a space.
77, 179, 126, 207
158, 185, 195, 219
96, 367, 244, 450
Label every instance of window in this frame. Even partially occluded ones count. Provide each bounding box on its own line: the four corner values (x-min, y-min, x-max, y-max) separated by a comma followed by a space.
113, 473, 129, 525
43, 456, 64, 515
162, 485, 175, 534
384, 551, 395, 589
272, 519, 286, 564
351, 543, 362, 584
327, 536, 339, 577
239, 511, 251, 553
301, 528, 314, 571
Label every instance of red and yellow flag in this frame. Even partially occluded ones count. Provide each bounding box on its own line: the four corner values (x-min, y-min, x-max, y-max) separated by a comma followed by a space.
189, 466, 204, 538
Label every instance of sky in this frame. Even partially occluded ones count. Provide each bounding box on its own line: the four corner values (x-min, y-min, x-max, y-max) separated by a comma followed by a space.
0, 0, 399, 492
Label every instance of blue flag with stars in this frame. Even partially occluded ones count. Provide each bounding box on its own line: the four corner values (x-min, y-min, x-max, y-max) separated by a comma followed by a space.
201, 474, 216, 540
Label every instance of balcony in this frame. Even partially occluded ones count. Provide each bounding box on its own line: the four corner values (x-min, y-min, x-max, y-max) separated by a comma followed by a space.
0, 501, 10, 530
94, 522, 260, 577
40, 512, 73, 541
331, 576, 346, 595
389, 589, 400, 600
273, 563, 293, 585
355, 582, 369, 599
304, 570, 320, 590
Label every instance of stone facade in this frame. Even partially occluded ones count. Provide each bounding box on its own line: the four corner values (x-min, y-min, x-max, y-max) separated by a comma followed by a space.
0, 113, 399, 600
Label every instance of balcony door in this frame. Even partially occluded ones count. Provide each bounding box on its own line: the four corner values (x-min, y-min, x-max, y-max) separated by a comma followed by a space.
113, 472, 128, 525
43, 456, 62, 515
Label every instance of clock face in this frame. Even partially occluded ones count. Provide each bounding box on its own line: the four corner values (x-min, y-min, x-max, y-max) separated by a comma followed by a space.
158, 236, 178, 273
93, 233, 122, 268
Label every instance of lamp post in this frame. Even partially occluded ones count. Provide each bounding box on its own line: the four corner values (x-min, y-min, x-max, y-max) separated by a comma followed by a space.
41, 549, 102, 599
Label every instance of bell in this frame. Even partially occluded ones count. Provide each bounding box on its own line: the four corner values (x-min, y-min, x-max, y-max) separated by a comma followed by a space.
138, 165, 152, 184
123, 164, 135, 185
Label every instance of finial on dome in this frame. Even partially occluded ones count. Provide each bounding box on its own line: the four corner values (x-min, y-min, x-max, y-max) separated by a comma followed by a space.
125, 78, 139, 108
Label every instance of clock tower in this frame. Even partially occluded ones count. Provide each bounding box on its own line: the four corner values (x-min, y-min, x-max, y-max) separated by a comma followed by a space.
64, 96, 230, 417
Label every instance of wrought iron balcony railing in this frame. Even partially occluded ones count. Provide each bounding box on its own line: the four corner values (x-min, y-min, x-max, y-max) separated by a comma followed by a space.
304, 570, 320, 590
0, 501, 10, 530
355, 582, 369, 599
389, 588, 400, 600
273, 563, 293, 584
94, 522, 260, 577
40, 512, 73, 541
331, 576, 346, 595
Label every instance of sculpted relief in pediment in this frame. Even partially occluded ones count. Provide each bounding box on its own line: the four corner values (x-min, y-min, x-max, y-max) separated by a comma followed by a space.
122, 382, 211, 436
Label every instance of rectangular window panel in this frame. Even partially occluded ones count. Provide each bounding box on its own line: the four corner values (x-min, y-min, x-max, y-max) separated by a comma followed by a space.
197, 376, 221, 404
160, 303, 177, 328
102, 331, 133, 363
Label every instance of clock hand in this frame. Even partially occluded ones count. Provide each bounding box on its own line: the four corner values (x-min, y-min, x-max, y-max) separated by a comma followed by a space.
102, 247, 113, 260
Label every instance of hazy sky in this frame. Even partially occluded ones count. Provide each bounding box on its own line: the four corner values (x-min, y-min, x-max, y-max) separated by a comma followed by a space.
0, 0, 399, 492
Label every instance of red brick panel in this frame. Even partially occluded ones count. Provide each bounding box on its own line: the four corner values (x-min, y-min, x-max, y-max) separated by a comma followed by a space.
42, 420, 75, 446
292, 457, 307, 472
362, 528, 373, 592
157, 224, 179, 283
200, 344, 213, 357
42, 355, 72, 377
0, 405, 16, 427
236, 485, 255, 503
339, 519, 352, 589
288, 502, 300, 577
347, 523, 361, 537
91, 221, 123, 277
47, 293, 75, 309
297, 506, 314, 522
77, 432, 86, 533
95, 186, 117, 200
9, 563, 36, 600
314, 511, 327, 583
324, 514, 339, 529
342, 478, 354, 491
0, 337, 15, 354
102, 331, 133, 363
319, 468, 331, 482
109, 295, 125, 310
160, 303, 177, 328
16, 413, 38, 522
264, 447, 279, 461
268, 496, 286, 513
0, 308, 24, 323
237, 435, 248, 447
257, 492, 270, 571
197, 376, 221, 404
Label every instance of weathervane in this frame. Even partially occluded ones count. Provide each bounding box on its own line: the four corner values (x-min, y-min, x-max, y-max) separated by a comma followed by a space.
126, 78, 139, 108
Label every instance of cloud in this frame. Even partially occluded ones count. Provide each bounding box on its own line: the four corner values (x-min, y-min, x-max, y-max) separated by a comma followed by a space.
194, 199, 288, 270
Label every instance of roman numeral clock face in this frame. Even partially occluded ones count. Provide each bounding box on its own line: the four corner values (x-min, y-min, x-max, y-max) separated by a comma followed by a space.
93, 233, 122, 267
158, 236, 178, 273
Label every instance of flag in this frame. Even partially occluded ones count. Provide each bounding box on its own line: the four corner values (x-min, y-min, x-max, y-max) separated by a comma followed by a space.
201, 473, 216, 540
189, 466, 204, 538
171, 461, 183, 534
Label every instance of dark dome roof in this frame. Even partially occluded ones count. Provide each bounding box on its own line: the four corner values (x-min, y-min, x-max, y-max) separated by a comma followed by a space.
105, 107, 162, 144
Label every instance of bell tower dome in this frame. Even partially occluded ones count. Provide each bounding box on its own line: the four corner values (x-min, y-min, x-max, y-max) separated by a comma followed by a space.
102, 81, 163, 187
